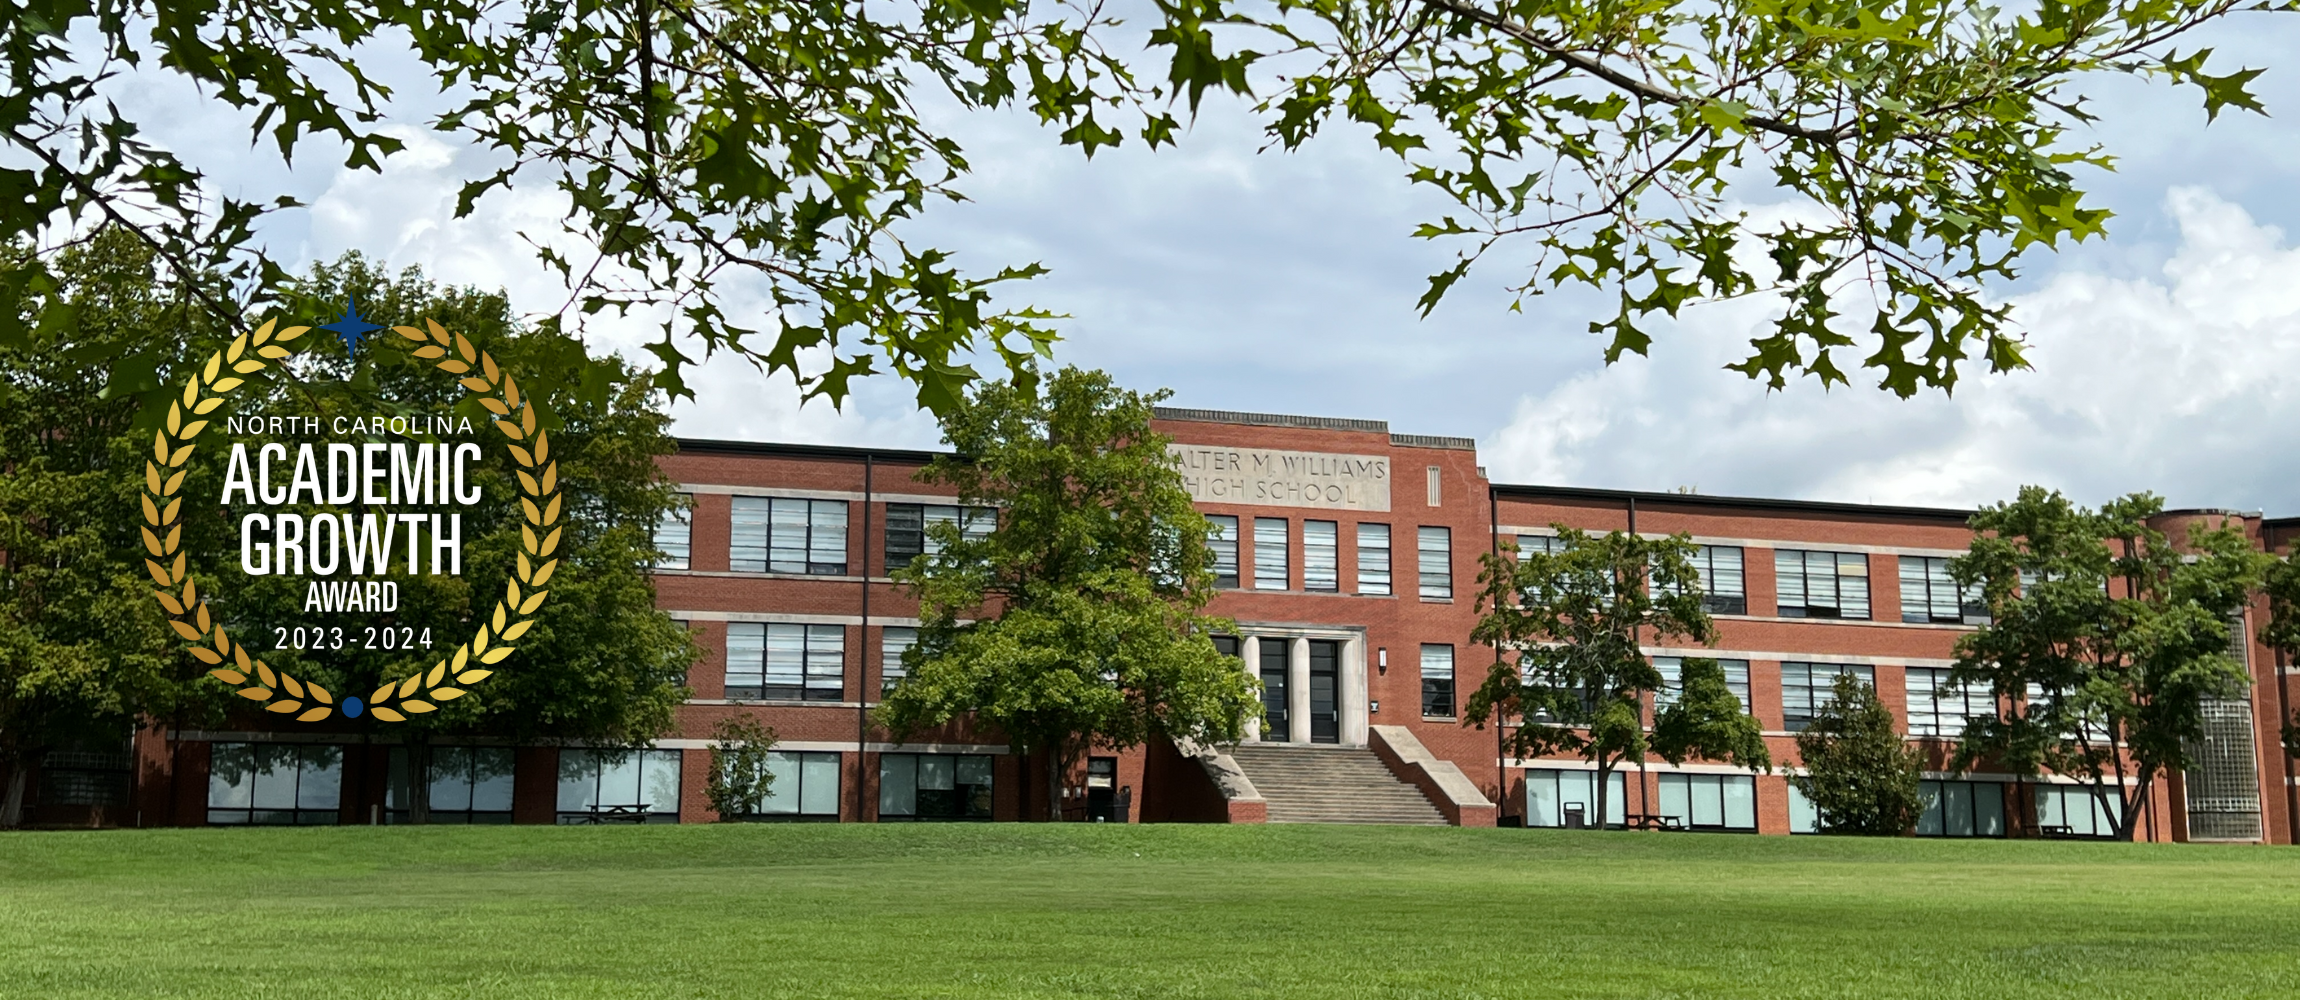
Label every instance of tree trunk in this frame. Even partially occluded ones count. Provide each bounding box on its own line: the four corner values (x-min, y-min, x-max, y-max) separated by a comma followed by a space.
1593, 757, 1612, 831
0, 759, 27, 829
1045, 744, 1064, 822
405, 730, 432, 825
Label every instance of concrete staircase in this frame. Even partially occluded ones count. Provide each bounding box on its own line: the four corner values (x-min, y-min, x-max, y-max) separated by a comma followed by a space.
1225, 743, 1447, 825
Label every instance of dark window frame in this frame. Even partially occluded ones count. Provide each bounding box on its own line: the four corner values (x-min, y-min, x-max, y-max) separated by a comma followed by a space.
730, 496, 849, 575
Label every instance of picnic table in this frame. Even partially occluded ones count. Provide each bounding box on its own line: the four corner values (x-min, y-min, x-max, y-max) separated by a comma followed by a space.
1626, 813, 1685, 831
579, 803, 652, 824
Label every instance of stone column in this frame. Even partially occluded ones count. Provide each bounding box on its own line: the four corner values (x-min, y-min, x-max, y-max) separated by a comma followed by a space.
1288, 635, 1312, 744
1341, 634, 1368, 746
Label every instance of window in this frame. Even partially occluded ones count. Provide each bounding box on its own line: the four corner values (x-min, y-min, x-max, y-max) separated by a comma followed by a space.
1254, 518, 1289, 590
1917, 780, 2007, 837
2025, 683, 2110, 741
879, 753, 993, 820
1906, 667, 1992, 737
730, 496, 848, 574
1426, 466, 1442, 506
2033, 783, 2121, 838
1653, 657, 1751, 713
1787, 783, 1819, 834
1356, 524, 1391, 595
1656, 773, 1757, 831
726, 623, 845, 701
1418, 526, 1452, 600
654, 497, 691, 569
1207, 515, 1240, 588
1211, 634, 1241, 659
207, 743, 341, 825
1303, 520, 1338, 592
555, 748, 682, 823
1421, 644, 1455, 718
1666, 545, 1745, 615
1898, 556, 1988, 624
1775, 550, 1870, 619
1522, 769, 1626, 828
884, 503, 994, 569
388, 746, 514, 824
880, 626, 918, 693
758, 751, 841, 819
1780, 662, 1875, 732
1515, 533, 1560, 557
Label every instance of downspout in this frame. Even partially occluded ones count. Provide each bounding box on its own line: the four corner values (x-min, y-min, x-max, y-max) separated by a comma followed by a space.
1630, 495, 1648, 823
856, 453, 874, 822
1490, 485, 1503, 818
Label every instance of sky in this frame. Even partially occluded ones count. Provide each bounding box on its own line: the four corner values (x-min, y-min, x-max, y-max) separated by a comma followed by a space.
72, 10, 2300, 514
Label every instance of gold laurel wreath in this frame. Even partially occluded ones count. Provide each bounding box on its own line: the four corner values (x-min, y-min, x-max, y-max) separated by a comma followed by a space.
143, 317, 563, 723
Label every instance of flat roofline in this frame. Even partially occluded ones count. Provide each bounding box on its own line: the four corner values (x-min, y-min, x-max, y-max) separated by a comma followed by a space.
1491, 482, 1975, 523
673, 437, 948, 464
1152, 406, 1388, 435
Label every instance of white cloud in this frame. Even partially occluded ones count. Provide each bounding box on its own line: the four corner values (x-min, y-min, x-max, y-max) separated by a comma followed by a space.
1483, 188, 2300, 513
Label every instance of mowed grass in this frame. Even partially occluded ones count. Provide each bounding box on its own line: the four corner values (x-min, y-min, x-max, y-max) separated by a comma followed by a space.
2, 824, 2297, 999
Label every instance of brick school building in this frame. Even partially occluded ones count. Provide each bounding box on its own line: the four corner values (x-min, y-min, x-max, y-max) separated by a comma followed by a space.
68, 407, 2300, 842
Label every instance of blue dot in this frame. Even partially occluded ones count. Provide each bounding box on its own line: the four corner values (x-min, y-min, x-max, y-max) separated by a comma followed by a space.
343, 696, 365, 719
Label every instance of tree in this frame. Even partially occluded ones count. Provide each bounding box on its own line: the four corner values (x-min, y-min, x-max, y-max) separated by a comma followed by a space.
1652, 657, 1771, 775
2258, 549, 2300, 764
1949, 487, 2268, 841
705, 716, 779, 821
0, 234, 696, 826
1790, 673, 1923, 835
1160, 0, 2288, 396
876, 367, 1261, 821
1466, 527, 1716, 829
10, 4, 2282, 411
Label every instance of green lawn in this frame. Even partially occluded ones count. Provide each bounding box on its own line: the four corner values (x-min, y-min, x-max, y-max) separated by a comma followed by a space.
2, 824, 2296, 999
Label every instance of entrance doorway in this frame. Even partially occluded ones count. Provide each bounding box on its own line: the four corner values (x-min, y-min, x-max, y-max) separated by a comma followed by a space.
1308, 640, 1340, 743
1258, 638, 1291, 742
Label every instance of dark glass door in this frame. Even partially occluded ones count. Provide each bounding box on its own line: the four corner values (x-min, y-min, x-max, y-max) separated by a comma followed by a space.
1308, 640, 1340, 743
1258, 638, 1291, 742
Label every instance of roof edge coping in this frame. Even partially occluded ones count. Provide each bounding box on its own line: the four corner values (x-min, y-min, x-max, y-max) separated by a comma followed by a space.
1152, 406, 1388, 435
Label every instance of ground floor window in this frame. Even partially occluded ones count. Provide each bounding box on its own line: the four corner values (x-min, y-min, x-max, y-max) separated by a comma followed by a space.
557, 748, 682, 823
879, 753, 991, 820
1656, 772, 1757, 831
2033, 783, 2121, 838
208, 743, 341, 825
390, 746, 515, 824
758, 750, 842, 820
1788, 783, 1818, 834
1917, 780, 2006, 838
1523, 768, 1626, 829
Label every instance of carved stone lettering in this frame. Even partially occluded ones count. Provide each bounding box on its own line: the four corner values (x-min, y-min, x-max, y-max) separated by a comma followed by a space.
1166, 444, 1391, 512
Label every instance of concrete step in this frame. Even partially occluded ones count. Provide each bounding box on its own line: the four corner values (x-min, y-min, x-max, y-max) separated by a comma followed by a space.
1227, 743, 1447, 826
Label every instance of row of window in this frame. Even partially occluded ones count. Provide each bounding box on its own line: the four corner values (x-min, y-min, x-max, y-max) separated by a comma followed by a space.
1210, 518, 1452, 598
655, 500, 996, 576
1517, 538, 1989, 625
206, 743, 994, 824
716, 622, 921, 702
1531, 769, 2118, 838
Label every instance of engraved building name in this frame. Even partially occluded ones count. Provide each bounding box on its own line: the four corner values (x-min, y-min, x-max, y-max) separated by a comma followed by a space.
1168, 444, 1391, 511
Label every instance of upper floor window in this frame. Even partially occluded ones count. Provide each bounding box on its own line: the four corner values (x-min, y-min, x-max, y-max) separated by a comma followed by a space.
1418, 526, 1452, 600
1207, 515, 1240, 588
726, 622, 845, 701
1515, 533, 1560, 557
1775, 549, 1870, 619
1899, 556, 1988, 624
1662, 545, 1745, 615
1652, 657, 1751, 713
1906, 667, 1992, 737
1780, 662, 1875, 731
731, 497, 848, 575
1356, 524, 1391, 595
653, 496, 691, 569
1254, 518, 1289, 590
880, 626, 918, 693
1303, 520, 1339, 592
885, 503, 994, 570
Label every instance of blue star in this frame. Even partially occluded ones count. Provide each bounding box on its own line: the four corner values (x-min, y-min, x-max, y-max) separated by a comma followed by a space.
319, 295, 385, 358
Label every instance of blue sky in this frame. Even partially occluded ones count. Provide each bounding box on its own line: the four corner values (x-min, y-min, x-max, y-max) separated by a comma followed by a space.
79, 11, 2300, 512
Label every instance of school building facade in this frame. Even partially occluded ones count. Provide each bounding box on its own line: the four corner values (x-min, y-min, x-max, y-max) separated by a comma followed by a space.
67, 407, 2300, 842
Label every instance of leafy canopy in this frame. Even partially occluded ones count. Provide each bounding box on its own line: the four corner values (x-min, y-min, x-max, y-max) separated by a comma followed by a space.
876, 367, 1261, 819
1948, 486, 2267, 841
1789, 673, 1923, 835
1652, 656, 1771, 773
1465, 527, 1717, 825
1154, 0, 2287, 394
